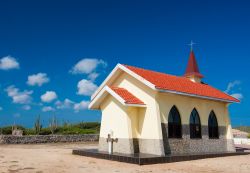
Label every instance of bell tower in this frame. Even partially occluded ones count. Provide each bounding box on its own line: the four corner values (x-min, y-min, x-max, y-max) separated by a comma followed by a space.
184, 50, 204, 83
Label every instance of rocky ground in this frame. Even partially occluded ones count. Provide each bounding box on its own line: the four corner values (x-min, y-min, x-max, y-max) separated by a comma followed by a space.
0, 143, 250, 173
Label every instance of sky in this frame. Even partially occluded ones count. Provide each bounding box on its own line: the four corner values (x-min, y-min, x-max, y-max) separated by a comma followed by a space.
0, 0, 249, 128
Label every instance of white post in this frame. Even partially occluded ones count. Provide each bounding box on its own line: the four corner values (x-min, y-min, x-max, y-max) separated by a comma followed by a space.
106, 130, 118, 155
108, 138, 112, 154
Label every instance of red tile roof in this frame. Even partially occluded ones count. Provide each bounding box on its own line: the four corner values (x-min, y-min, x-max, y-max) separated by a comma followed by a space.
110, 86, 145, 105
123, 65, 239, 103
184, 51, 204, 78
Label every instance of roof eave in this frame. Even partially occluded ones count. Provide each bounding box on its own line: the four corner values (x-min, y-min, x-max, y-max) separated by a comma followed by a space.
156, 87, 239, 103
91, 64, 122, 100
125, 103, 147, 107
90, 63, 239, 108
89, 86, 147, 110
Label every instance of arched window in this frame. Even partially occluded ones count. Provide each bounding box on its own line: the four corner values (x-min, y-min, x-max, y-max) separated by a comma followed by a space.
168, 106, 182, 138
189, 108, 201, 138
208, 111, 219, 138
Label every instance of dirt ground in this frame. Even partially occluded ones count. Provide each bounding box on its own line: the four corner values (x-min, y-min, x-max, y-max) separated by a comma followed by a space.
0, 143, 250, 173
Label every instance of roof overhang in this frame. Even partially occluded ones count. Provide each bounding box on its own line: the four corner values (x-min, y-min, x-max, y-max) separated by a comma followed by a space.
90, 64, 239, 107
156, 88, 237, 103
91, 63, 155, 100
89, 86, 146, 110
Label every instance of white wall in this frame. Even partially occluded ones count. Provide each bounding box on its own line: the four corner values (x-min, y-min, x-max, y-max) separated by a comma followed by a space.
234, 138, 250, 145
100, 95, 132, 139
113, 72, 163, 140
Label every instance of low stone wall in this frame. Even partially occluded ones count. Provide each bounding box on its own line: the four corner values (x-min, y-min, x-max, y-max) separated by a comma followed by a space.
0, 134, 99, 144
162, 123, 235, 154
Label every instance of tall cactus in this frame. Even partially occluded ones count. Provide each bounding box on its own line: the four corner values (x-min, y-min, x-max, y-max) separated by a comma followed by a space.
34, 115, 42, 135
49, 116, 58, 134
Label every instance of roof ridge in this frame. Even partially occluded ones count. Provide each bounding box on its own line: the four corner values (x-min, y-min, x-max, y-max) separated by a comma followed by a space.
122, 64, 183, 79
122, 64, 239, 103
122, 64, 208, 86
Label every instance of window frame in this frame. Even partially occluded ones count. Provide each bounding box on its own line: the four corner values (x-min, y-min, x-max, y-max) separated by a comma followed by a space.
168, 106, 182, 139
208, 111, 219, 139
189, 108, 202, 139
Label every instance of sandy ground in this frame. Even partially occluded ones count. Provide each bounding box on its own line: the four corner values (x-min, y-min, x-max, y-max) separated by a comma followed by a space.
0, 143, 250, 173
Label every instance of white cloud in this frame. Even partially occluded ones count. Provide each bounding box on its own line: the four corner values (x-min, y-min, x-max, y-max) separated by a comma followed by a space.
225, 80, 241, 93
55, 98, 75, 109
27, 73, 50, 86
0, 56, 20, 70
22, 105, 31, 110
225, 80, 243, 101
42, 106, 55, 112
77, 79, 98, 96
88, 72, 99, 81
41, 91, 57, 103
5, 85, 33, 104
74, 100, 90, 112
70, 58, 107, 74
231, 93, 243, 100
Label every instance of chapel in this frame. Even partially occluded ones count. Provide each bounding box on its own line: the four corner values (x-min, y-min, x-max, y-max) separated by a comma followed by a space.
89, 50, 239, 155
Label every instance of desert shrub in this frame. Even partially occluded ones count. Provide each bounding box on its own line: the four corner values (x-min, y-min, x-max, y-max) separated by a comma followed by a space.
0, 122, 99, 135
0, 126, 12, 135
58, 128, 96, 135
16, 125, 26, 131
0, 125, 25, 135
235, 126, 250, 133
24, 129, 36, 135
74, 122, 100, 130
55, 126, 97, 135
39, 128, 52, 135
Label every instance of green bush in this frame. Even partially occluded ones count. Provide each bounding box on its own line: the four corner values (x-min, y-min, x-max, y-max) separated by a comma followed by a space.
0, 122, 100, 135
74, 122, 100, 130
24, 129, 36, 135
39, 128, 52, 135
235, 126, 250, 133
55, 126, 97, 135
0, 125, 25, 135
0, 126, 12, 135
57, 128, 96, 135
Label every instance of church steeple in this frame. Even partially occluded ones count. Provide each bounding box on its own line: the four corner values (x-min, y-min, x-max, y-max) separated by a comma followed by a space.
184, 50, 204, 83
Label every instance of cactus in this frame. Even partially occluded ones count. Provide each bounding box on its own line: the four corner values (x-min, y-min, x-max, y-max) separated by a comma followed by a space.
49, 116, 58, 134
34, 115, 42, 135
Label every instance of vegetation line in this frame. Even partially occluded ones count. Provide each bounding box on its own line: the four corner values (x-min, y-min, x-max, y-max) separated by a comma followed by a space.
0, 116, 100, 135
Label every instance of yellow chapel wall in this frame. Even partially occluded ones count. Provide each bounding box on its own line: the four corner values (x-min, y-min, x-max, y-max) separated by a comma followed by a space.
98, 71, 166, 155
157, 92, 233, 139
112, 72, 163, 140
100, 95, 132, 139
99, 95, 142, 154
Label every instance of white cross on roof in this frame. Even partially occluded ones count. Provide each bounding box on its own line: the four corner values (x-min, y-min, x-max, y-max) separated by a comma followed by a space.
188, 40, 196, 51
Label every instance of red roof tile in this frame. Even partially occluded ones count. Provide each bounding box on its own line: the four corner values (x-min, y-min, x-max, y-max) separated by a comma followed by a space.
123, 65, 239, 103
110, 86, 145, 105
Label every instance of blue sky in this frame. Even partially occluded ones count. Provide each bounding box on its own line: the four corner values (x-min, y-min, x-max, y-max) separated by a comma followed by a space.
0, 0, 249, 127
